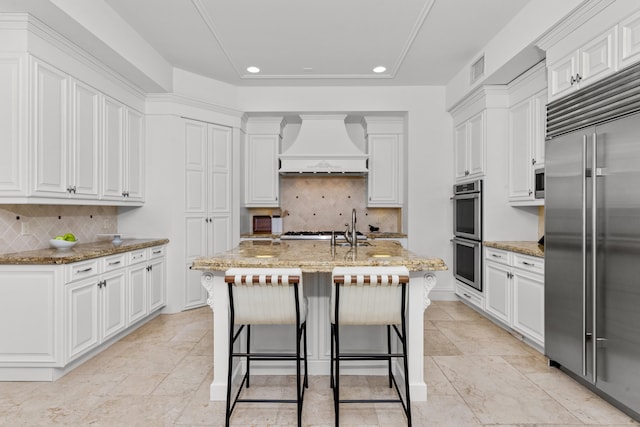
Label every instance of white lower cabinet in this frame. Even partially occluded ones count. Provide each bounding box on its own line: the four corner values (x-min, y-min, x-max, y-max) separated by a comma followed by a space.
483, 247, 544, 349
0, 244, 166, 380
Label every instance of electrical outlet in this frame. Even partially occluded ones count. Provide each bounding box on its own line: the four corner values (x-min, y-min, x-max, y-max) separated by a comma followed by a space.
21, 222, 30, 235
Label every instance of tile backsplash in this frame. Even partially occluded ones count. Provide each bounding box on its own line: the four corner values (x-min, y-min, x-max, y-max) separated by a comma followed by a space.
253, 176, 400, 233
0, 205, 118, 254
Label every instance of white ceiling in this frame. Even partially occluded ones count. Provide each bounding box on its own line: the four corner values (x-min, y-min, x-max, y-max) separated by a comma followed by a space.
101, 0, 530, 86
0, 0, 531, 87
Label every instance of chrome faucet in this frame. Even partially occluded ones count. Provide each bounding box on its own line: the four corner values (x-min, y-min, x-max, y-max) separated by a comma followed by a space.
344, 208, 357, 247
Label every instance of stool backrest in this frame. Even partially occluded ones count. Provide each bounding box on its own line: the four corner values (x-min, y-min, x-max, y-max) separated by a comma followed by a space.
331, 273, 409, 325
225, 271, 304, 325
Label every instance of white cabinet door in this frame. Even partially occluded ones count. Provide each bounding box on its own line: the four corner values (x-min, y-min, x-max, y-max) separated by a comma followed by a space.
512, 269, 544, 346
467, 112, 485, 178
125, 108, 144, 202
367, 134, 401, 206
0, 54, 25, 195
454, 111, 484, 181
101, 270, 126, 341
579, 27, 616, 87
209, 124, 232, 213
484, 261, 511, 325
32, 59, 68, 197
184, 120, 208, 214
185, 262, 208, 309
69, 79, 100, 198
245, 134, 279, 206
532, 90, 547, 167
127, 263, 148, 324
67, 277, 100, 362
102, 96, 124, 199
620, 10, 640, 68
147, 257, 165, 313
548, 54, 578, 100
508, 99, 532, 201
454, 122, 468, 180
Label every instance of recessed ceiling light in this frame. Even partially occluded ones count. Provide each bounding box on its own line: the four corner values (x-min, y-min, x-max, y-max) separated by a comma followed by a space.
247, 66, 260, 73
373, 66, 386, 73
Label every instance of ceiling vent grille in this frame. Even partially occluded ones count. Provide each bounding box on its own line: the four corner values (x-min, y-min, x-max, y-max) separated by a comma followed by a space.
471, 55, 485, 83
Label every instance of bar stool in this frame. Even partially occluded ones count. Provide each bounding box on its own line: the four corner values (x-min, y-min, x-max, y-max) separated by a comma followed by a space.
224, 268, 308, 427
330, 266, 412, 427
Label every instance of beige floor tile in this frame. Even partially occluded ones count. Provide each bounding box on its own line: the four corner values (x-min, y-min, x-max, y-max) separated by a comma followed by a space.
2, 302, 637, 426
433, 354, 582, 425
424, 328, 463, 356
527, 370, 640, 425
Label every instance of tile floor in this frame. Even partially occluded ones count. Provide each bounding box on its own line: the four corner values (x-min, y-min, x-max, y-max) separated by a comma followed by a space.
0, 301, 638, 426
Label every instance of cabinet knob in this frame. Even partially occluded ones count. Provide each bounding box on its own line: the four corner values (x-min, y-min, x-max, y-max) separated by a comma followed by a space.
576, 73, 582, 83
528, 190, 533, 196
531, 158, 536, 165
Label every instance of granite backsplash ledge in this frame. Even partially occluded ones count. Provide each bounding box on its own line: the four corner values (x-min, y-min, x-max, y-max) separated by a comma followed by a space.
0, 205, 118, 254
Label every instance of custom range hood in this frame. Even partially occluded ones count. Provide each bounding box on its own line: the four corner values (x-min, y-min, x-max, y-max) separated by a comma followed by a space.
279, 115, 368, 174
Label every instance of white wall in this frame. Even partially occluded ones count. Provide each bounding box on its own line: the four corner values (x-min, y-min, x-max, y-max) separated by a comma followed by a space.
237, 85, 455, 297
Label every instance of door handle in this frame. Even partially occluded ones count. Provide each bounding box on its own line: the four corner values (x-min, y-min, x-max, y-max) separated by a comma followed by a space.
591, 132, 598, 383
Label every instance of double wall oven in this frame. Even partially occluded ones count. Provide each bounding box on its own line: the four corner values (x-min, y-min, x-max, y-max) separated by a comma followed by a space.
452, 179, 483, 292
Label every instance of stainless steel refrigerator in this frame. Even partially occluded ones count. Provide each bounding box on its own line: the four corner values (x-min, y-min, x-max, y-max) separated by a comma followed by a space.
545, 62, 640, 419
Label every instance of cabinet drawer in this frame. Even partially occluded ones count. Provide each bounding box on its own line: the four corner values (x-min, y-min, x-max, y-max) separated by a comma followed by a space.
103, 253, 126, 271
485, 247, 511, 266
148, 245, 165, 259
66, 259, 101, 282
128, 249, 147, 265
513, 253, 544, 274
455, 281, 484, 311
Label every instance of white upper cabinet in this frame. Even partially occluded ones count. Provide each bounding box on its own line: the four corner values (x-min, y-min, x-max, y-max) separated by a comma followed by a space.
454, 111, 485, 181
0, 54, 145, 205
507, 63, 546, 205
69, 79, 100, 198
620, 9, 640, 68
101, 96, 144, 204
0, 54, 26, 196
364, 116, 404, 207
548, 27, 616, 101
244, 117, 283, 207
32, 59, 68, 197
543, 3, 640, 102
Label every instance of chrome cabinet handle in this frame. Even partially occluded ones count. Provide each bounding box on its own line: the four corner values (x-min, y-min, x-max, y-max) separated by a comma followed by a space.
152, 250, 162, 254
462, 293, 471, 299
522, 261, 535, 267
108, 260, 121, 266
77, 267, 93, 273
532, 158, 536, 165
491, 254, 502, 258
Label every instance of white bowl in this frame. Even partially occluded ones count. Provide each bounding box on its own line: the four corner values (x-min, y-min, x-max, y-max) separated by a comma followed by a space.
49, 239, 78, 250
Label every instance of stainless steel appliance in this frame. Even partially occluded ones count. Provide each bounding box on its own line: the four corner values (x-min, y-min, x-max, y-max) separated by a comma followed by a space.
453, 179, 482, 241
534, 168, 544, 199
452, 236, 482, 291
545, 62, 640, 420
452, 179, 483, 291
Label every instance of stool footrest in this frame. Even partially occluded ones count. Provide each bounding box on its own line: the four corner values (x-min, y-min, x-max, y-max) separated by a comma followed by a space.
232, 353, 298, 360
337, 353, 403, 359
339, 398, 402, 404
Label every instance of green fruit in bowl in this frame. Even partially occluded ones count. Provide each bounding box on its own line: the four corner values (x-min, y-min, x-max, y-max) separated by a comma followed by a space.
63, 233, 77, 242
54, 236, 65, 240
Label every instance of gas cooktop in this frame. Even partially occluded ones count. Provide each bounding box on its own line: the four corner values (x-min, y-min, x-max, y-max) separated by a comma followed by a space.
281, 231, 366, 240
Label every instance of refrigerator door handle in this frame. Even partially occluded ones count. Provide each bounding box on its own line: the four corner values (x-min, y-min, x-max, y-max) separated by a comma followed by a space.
591, 132, 598, 384
582, 134, 588, 378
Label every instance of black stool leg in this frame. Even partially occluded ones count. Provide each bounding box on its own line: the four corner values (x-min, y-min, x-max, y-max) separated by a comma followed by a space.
333, 284, 340, 427
225, 285, 235, 427
246, 324, 251, 388
303, 322, 309, 388
387, 324, 393, 388
401, 283, 412, 427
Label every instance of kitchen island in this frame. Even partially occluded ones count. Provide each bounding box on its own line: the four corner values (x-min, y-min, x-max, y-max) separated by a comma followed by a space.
191, 239, 446, 402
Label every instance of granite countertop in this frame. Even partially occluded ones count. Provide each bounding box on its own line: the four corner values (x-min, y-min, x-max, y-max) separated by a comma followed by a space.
484, 241, 544, 258
0, 238, 170, 265
191, 239, 446, 273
